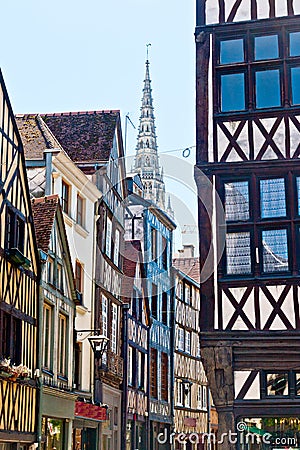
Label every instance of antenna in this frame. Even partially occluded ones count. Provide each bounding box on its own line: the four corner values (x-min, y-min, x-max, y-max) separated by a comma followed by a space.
146, 43, 151, 60
124, 113, 136, 154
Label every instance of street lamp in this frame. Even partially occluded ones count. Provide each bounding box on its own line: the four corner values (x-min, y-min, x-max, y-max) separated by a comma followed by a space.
88, 335, 109, 361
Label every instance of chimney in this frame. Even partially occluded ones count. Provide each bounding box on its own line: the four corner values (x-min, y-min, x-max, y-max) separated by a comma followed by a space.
178, 244, 195, 258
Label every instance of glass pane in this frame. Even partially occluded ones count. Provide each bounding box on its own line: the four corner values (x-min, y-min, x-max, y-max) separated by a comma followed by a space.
291, 67, 300, 105
260, 178, 286, 218
296, 373, 300, 395
255, 35, 279, 60
221, 73, 245, 112
225, 181, 249, 221
290, 32, 300, 57
262, 229, 288, 273
256, 70, 281, 108
297, 178, 300, 215
226, 232, 251, 275
220, 39, 244, 64
266, 373, 289, 396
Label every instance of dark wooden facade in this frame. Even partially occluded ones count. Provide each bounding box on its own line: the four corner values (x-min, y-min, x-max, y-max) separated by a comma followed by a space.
196, 1, 300, 448
0, 71, 39, 445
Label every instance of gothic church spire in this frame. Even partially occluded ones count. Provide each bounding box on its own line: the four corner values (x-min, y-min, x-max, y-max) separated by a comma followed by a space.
133, 58, 166, 210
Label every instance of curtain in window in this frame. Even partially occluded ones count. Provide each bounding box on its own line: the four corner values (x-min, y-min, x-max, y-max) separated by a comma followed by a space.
226, 232, 251, 275
225, 181, 249, 221
262, 229, 288, 272
260, 178, 286, 218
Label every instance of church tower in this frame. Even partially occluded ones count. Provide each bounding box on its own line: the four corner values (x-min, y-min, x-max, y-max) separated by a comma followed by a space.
133, 59, 166, 210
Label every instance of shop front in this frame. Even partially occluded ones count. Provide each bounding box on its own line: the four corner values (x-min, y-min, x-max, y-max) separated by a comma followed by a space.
73, 400, 108, 450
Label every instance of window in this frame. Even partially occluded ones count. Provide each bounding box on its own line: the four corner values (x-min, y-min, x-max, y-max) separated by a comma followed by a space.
225, 181, 249, 221
185, 284, 191, 304
151, 228, 157, 262
105, 217, 112, 258
177, 282, 183, 300
296, 373, 300, 395
75, 261, 83, 294
196, 336, 201, 358
151, 284, 158, 320
254, 35, 279, 61
43, 304, 53, 369
76, 194, 85, 227
162, 236, 168, 269
185, 331, 191, 354
266, 373, 289, 396
58, 313, 67, 376
221, 73, 245, 112
57, 263, 64, 292
102, 295, 108, 337
220, 38, 244, 64
260, 178, 286, 218
176, 381, 183, 406
217, 28, 300, 113
291, 67, 300, 105
202, 386, 207, 409
1, 313, 10, 359
290, 32, 300, 57
184, 382, 191, 408
226, 232, 251, 275
138, 351, 145, 390
1, 314, 22, 365
197, 385, 202, 409
162, 292, 168, 325
113, 229, 120, 267
111, 304, 118, 354
128, 346, 133, 386
150, 348, 158, 398
177, 327, 185, 351
5, 208, 25, 253
262, 229, 289, 273
61, 180, 70, 215
255, 69, 281, 109
47, 257, 54, 285
161, 352, 168, 402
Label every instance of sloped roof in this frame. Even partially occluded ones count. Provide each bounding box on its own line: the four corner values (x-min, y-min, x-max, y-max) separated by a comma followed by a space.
15, 114, 60, 159
31, 195, 59, 253
122, 240, 144, 301
41, 110, 120, 164
172, 257, 200, 284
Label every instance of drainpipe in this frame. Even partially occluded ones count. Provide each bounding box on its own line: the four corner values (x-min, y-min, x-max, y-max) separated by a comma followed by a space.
121, 303, 130, 450
207, 388, 211, 450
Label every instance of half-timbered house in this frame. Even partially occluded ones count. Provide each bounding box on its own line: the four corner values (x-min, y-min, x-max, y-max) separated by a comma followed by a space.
16, 113, 104, 448
0, 71, 39, 447
32, 195, 77, 449
195, 0, 300, 448
125, 176, 176, 450
172, 255, 208, 449
36, 111, 127, 450
122, 240, 150, 450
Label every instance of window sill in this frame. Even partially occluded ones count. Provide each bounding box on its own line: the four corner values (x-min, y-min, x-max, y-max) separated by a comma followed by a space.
63, 212, 75, 227
75, 223, 89, 238
76, 304, 88, 314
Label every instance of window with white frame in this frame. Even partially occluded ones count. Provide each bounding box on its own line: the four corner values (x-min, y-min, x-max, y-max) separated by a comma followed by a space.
185, 330, 191, 354
111, 303, 118, 354
176, 381, 183, 406
202, 386, 207, 410
113, 229, 120, 267
102, 295, 108, 337
197, 385, 202, 409
177, 327, 185, 351
128, 346, 133, 385
105, 216, 112, 258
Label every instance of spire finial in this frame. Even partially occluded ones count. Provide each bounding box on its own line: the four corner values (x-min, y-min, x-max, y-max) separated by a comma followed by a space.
146, 43, 151, 61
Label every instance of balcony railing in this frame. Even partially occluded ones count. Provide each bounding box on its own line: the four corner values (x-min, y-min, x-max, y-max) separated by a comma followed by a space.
101, 350, 123, 379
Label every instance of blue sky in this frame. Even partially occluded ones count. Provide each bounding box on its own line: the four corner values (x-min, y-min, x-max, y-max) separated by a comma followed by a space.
1, 0, 198, 252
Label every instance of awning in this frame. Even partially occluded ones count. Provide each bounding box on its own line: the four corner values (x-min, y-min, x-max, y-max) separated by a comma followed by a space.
75, 401, 108, 421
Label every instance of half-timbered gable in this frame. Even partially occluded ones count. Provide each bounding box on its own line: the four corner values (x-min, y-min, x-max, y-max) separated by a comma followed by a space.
32, 194, 77, 448
122, 239, 150, 450
196, 0, 300, 446
0, 71, 39, 446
